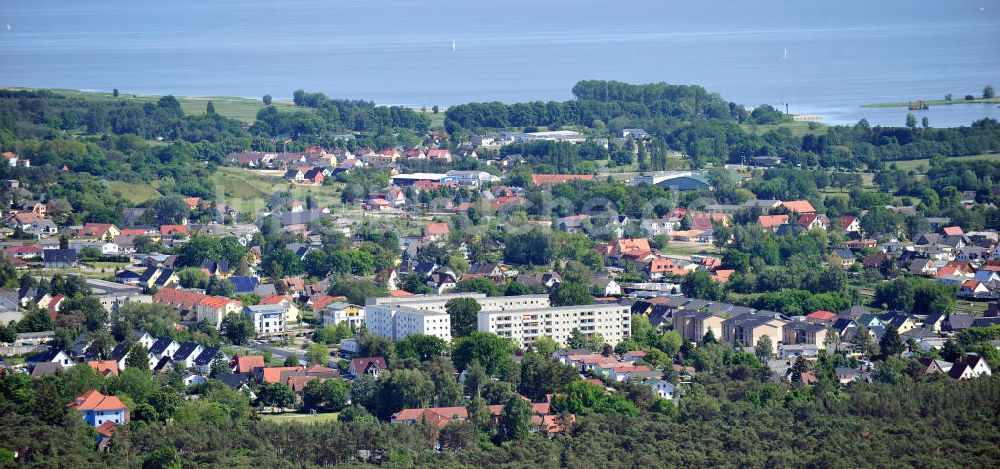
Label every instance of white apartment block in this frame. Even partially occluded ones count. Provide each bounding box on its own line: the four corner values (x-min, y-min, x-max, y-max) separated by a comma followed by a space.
477, 303, 632, 349
365, 304, 452, 343
366, 293, 549, 314
244, 304, 286, 337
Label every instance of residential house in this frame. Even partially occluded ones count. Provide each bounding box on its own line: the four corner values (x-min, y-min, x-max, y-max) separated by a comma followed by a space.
67, 389, 128, 427
257, 294, 301, 324
79, 223, 121, 241
796, 213, 829, 230
840, 215, 860, 233
643, 378, 676, 400
349, 357, 387, 379
195, 296, 243, 328
781, 200, 816, 214
193, 346, 222, 375
172, 342, 204, 369
424, 222, 450, 241
758, 215, 789, 231
948, 354, 992, 380
245, 304, 286, 337
832, 248, 856, 268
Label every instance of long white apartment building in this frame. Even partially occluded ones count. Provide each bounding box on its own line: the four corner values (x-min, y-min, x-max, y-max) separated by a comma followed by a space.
477, 303, 632, 349
366, 293, 550, 313
366, 293, 627, 348
364, 304, 452, 342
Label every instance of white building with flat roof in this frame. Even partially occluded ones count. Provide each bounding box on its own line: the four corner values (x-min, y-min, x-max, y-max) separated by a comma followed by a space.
365, 304, 452, 343
244, 304, 286, 337
477, 303, 631, 349
367, 293, 550, 313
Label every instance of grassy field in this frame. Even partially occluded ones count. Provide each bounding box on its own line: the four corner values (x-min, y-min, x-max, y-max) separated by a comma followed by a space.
889, 153, 1000, 173
107, 180, 163, 204
863, 97, 1000, 108
660, 242, 720, 257
260, 412, 339, 424
210, 166, 344, 210
4, 87, 299, 124
741, 121, 828, 138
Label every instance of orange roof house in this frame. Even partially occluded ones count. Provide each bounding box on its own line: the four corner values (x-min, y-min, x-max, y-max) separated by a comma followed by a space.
235, 355, 266, 374
67, 389, 128, 426
310, 294, 346, 312
87, 360, 120, 377
160, 224, 189, 237
153, 288, 207, 311
531, 174, 594, 185
80, 223, 119, 240
942, 226, 964, 236
781, 200, 816, 214
424, 222, 450, 239
648, 258, 677, 274
711, 269, 735, 283
758, 214, 789, 229
607, 238, 652, 258
806, 310, 839, 322
183, 197, 202, 209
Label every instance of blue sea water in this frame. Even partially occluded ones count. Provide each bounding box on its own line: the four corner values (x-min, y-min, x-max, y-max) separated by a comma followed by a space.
1, 0, 998, 126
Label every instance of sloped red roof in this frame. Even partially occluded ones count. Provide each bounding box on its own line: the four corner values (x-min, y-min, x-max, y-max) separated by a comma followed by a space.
758, 214, 789, 228
236, 355, 266, 374
782, 200, 816, 214
67, 389, 127, 412
942, 226, 964, 236
425, 222, 450, 236
96, 420, 118, 438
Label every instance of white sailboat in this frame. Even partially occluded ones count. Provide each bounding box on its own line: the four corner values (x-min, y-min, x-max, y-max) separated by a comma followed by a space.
452, 41, 457, 52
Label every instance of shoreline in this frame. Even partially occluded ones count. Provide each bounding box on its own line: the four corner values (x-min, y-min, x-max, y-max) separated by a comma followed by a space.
863, 97, 1000, 108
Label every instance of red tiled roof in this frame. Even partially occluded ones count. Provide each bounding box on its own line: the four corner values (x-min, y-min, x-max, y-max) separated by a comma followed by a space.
796, 213, 819, 226
311, 295, 345, 312
261, 366, 305, 384
758, 214, 789, 228
160, 224, 189, 236
236, 355, 265, 374
259, 294, 293, 306
389, 290, 414, 297
942, 226, 964, 236
427, 149, 451, 159
67, 389, 127, 412
425, 222, 450, 236
154, 288, 207, 311
198, 296, 241, 309
806, 310, 838, 321
782, 200, 816, 214
4, 245, 42, 254
96, 420, 118, 438
87, 360, 120, 377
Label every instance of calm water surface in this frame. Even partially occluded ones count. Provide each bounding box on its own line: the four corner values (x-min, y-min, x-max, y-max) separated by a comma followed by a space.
1, 0, 999, 126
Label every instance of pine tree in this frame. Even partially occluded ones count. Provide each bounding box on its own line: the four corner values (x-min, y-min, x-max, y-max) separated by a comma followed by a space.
879, 327, 905, 359
125, 342, 150, 371
791, 355, 807, 383
206, 100, 216, 114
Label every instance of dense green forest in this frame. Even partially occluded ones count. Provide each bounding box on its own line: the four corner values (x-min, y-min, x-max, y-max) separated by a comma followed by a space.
445, 81, 1000, 171
2, 357, 997, 468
